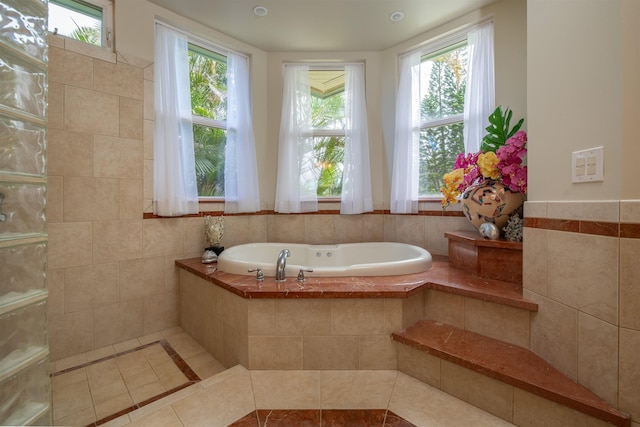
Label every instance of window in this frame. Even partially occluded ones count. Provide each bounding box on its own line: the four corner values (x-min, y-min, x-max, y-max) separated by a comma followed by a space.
309, 69, 345, 197
418, 40, 468, 196
48, 0, 113, 48
188, 44, 228, 197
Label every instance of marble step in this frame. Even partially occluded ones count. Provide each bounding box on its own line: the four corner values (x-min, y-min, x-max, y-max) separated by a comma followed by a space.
445, 230, 523, 285
392, 319, 631, 427
426, 256, 536, 312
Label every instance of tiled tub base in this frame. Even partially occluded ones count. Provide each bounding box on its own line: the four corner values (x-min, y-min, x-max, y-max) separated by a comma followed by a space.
178, 266, 426, 370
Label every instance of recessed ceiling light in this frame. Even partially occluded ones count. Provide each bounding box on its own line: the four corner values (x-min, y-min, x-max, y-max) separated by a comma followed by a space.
389, 11, 404, 22
253, 5, 268, 17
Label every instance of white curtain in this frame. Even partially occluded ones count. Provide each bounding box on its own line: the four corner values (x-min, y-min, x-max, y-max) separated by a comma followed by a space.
341, 64, 373, 214
224, 52, 261, 213
274, 64, 318, 213
464, 21, 495, 154
390, 51, 421, 214
153, 23, 199, 216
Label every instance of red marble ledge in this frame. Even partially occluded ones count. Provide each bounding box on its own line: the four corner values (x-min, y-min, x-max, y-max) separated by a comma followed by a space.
392, 320, 631, 427
176, 257, 429, 299
176, 257, 537, 311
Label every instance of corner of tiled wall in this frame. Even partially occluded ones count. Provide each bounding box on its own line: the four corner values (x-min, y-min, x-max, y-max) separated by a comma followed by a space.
523, 199, 640, 421
46, 36, 192, 361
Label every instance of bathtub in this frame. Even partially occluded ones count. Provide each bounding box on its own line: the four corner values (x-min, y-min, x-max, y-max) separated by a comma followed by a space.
216, 242, 432, 277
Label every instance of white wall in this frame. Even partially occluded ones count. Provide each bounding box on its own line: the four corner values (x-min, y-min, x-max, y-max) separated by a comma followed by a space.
527, 0, 637, 202
113, 0, 526, 210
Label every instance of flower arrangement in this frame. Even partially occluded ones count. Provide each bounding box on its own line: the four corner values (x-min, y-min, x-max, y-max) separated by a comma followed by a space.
441, 106, 527, 207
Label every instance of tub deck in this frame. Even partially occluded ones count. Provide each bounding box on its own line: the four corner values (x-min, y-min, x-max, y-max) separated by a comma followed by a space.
175, 257, 430, 299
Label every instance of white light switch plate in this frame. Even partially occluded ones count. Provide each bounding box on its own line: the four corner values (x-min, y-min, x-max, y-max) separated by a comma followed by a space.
572, 146, 603, 183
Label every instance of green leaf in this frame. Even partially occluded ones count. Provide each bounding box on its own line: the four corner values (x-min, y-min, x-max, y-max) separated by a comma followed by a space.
480, 106, 525, 153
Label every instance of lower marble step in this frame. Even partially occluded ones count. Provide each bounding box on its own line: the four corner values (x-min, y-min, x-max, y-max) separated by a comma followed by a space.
392, 319, 631, 427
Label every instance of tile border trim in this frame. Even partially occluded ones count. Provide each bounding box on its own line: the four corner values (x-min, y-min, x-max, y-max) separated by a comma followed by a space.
524, 217, 640, 238
51, 339, 201, 426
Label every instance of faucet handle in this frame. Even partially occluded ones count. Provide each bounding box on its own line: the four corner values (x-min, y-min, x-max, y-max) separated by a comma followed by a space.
297, 268, 313, 282
248, 267, 264, 281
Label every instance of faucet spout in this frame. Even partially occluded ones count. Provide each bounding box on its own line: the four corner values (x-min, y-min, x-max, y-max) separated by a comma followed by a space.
275, 249, 290, 282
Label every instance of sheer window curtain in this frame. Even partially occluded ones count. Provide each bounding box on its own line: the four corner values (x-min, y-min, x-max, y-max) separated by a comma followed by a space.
153, 23, 199, 216
224, 53, 261, 213
464, 21, 495, 153
390, 51, 421, 214
341, 64, 373, 214
274, 64, 318, 213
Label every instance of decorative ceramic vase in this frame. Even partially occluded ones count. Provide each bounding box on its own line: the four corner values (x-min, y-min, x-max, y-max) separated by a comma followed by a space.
461, 179, 524, 233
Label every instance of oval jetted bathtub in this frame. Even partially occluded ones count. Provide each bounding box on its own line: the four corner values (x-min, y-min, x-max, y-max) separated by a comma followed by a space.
217, 242, 432, 277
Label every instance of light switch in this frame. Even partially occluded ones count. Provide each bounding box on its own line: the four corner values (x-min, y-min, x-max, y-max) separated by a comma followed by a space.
572, 147, 603, 183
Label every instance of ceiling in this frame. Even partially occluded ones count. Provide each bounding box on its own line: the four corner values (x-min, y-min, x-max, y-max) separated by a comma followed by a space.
146, 0, 498, 52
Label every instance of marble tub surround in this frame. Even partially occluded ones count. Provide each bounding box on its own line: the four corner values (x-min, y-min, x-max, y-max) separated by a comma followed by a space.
523, 200, 640, 424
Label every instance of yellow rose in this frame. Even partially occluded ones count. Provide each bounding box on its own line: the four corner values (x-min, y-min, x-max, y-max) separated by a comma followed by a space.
477, 152, 500, 179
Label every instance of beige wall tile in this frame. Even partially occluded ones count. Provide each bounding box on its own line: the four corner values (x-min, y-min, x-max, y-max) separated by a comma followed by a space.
577, 312, 618, 405
94, 135, 143, 179
94, 60, 144, 99
522, 227, 549, 295
144, 292, 179, 335
547, 201, 620, 222
275, 299, 331, 336
49, 309, 94, 360
251, 370, 321, 409
620, 200, 640, 223
249, 336, 303, 370
143, 218, 183, 258
304, 215, 334, 244
359, 335, 397, 370
143, 119, 154, 160
397, 344, 441, 388
464, 298, 530, 348
247, 215, 268, 243
619, 327, 640, 419
48, 129, 94, 177
620, 238, 640, 330
48, 81, 64, 130
48, 222, 93, 269
248, 299, 276, 336
547, 231, 618, 324
333, 215, 363, 243
47, 175, 63, 223
63, 177, 118, 222
523, 201, 547, 218
400, 292, 425, 328
527, 292, 578, 380
302, 336, 358, 370
48, 268, 65, 317
119, 97, 144, 139
331, 299, 386, 335
441, 361, 514, 422
64, 85, 119, 136
143, 159, 153, 201
321, 370, 397, 409
48, 46, 93, 88
94, 299, 144, 348
269, 215, 305, 243
143, 79, 154, 121
362, 214, 384, 242
65, 263, 118, 313
513, 388, 610, 427
395, 215, 425, 247
92, 220, 142, 263
118, 178, 143, 220
119, 257, 165, 301
383, 215, 396, 242
424, 290, 464, 328
182, 217, 206, 254
222, 216, 250, 247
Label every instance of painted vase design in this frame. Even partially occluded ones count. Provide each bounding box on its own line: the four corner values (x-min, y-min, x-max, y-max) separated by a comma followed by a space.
461, 179, 524, 232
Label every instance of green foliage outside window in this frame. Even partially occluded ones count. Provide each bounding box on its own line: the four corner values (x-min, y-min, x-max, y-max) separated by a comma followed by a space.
419, 45, 467, 196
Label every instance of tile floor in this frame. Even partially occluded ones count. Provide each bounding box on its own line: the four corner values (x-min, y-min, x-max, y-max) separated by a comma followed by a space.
51, 327, 514, 427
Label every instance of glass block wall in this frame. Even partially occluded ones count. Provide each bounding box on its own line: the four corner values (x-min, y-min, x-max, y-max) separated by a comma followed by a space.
0, 0, 51, 425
